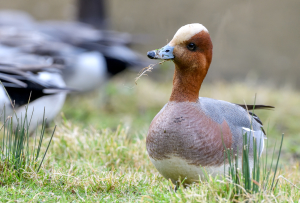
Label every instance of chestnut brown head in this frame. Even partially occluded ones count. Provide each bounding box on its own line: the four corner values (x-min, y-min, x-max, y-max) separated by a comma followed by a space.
147, 23, 213, 72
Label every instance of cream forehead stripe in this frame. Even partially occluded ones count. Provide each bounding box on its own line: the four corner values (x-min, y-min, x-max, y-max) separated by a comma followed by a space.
169, 23, 208, 46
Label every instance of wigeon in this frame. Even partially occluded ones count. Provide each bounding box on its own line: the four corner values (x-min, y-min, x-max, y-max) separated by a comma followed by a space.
0, 10, 149, 92
35, 20, 149, 92
0, 53, 69, 133
146, 23, 273, 184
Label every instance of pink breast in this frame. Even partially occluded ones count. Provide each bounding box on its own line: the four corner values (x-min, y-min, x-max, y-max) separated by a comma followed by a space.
147, 102, 232, 167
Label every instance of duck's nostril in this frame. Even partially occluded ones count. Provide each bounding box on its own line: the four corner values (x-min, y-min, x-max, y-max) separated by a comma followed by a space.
147, 51, 156, 59
165, 50, 169, 52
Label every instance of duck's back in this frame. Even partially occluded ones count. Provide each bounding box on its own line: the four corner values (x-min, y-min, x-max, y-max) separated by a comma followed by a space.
146, 97, 265, 183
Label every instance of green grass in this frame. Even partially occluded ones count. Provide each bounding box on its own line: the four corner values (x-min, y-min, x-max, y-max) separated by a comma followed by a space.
0, 122, 299, 202
1, 72, 300, 202
222, 132, 284, 196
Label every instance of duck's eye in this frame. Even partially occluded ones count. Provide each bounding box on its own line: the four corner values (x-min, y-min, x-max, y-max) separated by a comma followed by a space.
187, 43, 196, 51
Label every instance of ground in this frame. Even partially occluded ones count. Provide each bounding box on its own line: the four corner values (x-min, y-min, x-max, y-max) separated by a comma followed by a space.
1, 72, 300, 202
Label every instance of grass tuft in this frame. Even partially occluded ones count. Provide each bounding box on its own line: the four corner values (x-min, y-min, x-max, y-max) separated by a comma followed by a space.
222, 122, 284, 199
0, 106, 55, 177
0, 83, 55, 178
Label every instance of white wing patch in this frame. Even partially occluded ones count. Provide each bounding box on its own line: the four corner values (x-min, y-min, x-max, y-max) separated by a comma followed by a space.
242, 127, 265, 157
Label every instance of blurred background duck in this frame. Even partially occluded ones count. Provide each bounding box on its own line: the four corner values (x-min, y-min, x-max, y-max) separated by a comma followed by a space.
0, 1, 149, 132
0, 51, 68, 133
0, 7, 149, 92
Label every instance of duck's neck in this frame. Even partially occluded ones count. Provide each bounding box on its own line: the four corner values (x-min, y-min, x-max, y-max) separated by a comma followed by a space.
169, 64, 208, 102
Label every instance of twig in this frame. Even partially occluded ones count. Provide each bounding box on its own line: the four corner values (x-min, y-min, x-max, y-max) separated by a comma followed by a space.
135, 60, 166, 85
276, 175, 300, 190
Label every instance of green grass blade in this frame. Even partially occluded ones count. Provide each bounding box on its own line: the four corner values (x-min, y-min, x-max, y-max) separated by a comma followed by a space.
35, 108, 46, 164
271, 134, 284, 190
37, 125, 56, 173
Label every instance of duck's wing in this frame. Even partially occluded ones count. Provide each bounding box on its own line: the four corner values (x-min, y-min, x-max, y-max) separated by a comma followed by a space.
199, 98, 273, 132
0, 72, 27, 88
0, 56, 71, 108
0, 22, 77, 58
36, 21, 150, 74
0, 52, 66, 72
198, 97, 271, 156
20, 41, 79, 57
1, 71, 70, 108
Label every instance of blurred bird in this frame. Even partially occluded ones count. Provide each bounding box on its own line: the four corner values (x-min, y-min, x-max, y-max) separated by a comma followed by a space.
0, 10, 149, 92
0, 50, 68, 133
0, 8, 148, 132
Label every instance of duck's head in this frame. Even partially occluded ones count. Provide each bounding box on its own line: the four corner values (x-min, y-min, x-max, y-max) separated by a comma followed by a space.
147, 23, 212, 72
147, 24, 213, 102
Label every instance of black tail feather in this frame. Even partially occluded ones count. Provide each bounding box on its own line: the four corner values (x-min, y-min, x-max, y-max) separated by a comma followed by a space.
236, 104, 274, 136
236, 104, 274, 110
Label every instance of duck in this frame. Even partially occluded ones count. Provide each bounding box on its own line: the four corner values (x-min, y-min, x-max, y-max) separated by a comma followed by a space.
0, 10, 148, 93
0, 10, 149, 92
35, 21, 149, 92
0, 51, 69, 133
146, 23, 273, 185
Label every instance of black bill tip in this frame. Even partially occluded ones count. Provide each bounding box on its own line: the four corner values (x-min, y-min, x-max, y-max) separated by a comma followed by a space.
147, 51, 156, 59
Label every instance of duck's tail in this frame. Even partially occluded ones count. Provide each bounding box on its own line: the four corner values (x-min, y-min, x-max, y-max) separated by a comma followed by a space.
236, 104, 275, 110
